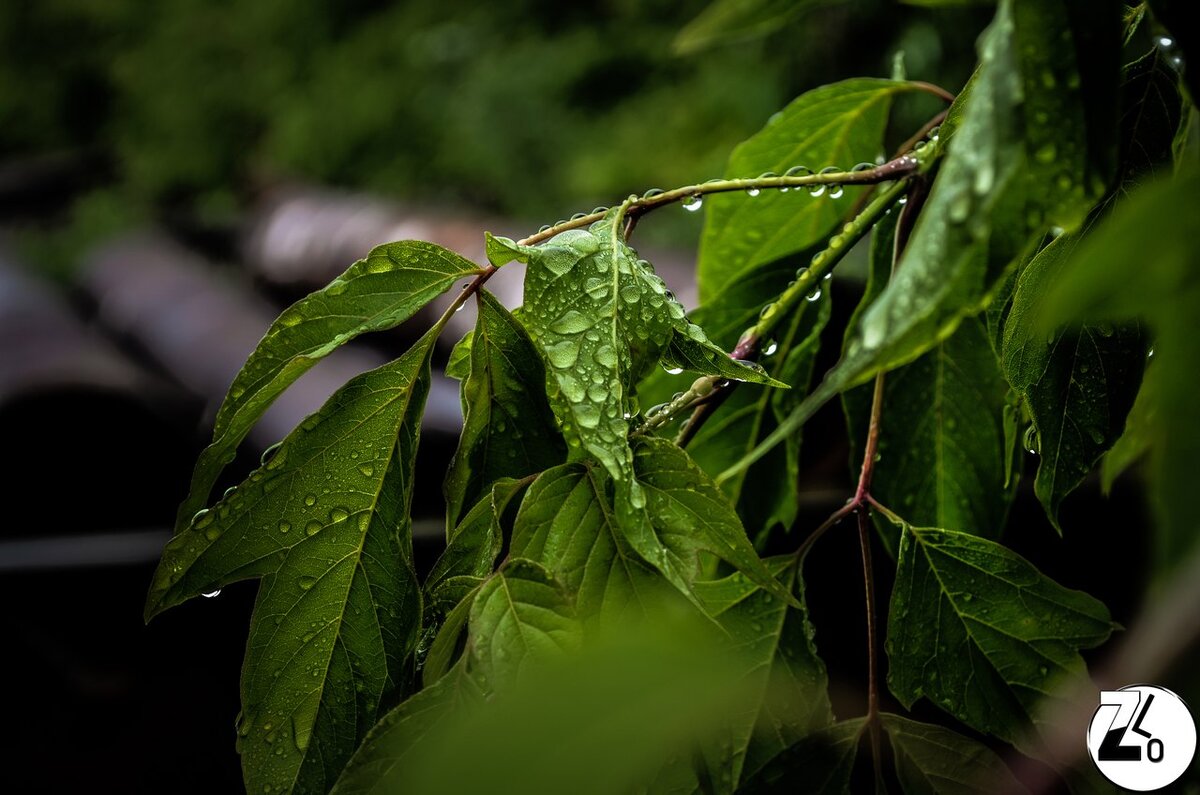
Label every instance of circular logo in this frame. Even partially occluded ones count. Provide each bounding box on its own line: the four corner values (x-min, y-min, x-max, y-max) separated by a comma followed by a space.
1087, 684, 1196, 791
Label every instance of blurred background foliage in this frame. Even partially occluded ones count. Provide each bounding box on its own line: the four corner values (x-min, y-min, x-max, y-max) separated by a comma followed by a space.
1, 0, 991, 267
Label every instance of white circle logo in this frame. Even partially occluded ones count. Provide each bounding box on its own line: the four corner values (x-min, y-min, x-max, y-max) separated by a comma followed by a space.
1087, 684, 1196, 791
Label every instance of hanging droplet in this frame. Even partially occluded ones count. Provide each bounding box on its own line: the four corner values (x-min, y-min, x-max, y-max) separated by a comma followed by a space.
662, 364, 684, 375
762, 340, 779, 356
806, 286, 822, 302
828, 185, 845, 199
745, 187, 760, 197
898, 195, 908, 205
1147, 346, 1155, 359
202, 589, 221, 599
682, 195, 703, 212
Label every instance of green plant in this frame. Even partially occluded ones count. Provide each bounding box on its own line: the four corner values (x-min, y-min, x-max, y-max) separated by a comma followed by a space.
147, 1, 1198, 792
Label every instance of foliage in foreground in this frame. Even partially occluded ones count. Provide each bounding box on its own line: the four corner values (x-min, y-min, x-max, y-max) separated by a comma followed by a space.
147, 1, 1198, 792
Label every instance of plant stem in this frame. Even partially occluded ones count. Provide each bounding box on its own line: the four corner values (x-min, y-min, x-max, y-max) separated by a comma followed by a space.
676, 177, 911, 447
858, 508, 885, 789
432, 155, 924, 334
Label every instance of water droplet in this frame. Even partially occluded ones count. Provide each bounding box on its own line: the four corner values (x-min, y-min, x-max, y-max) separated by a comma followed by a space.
545, 339, 581, 369
762, 340, 778, 356
1035, 142, 1057, 163
808, 183, 825, 197
298, 576, 318, 590
662, 364, 684, 375
642, 188, 664, 199
304, 520, 322, 536
745, 187, 760, 197
330, 507, 350, 523
304, 494, 317, 507
202, 589, 221, 598
759, 303, 777, 320
806, 286, 822, 302
192, 509, 213, 531
278, 521, 291, 534
828, 185, 844, 199
682, 195, 703, 212
852, 162, 874, 172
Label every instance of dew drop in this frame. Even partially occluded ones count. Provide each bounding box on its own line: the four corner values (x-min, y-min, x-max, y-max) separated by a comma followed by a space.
278, 521, 291, 534
202, 589, 221, 599
304, 520, 323, 536
745, 187, 760, 197
298, 576, 318, 590
762, 340, 778, 356
829, 185, 844, 199
304, 494, 317, 507
682, 195, 703, 212
806, 287, 822, 302
662, 364, 684, 375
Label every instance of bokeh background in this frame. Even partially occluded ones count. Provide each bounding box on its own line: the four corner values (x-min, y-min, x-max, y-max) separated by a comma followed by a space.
0, 1, 1159, 792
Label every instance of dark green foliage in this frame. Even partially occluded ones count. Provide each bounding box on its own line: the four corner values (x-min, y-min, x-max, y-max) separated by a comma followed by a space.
146, 0, 1198, 791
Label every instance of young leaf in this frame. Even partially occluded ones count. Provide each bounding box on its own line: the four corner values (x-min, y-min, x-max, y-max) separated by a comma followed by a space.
698, 78, 920, 301
443, 290, 565, 527
659, 328, 787, 387
1001, 232, 1145, 529
885, 517, 1114, 751
146, 332, 438, 795
512, 439, 795, 621
694, 556, 833, 787
738, 719, 865, 794
845, 211, 1018, 551
174, 241, 484, 535
467, 558, 583, 692
882, 714, 1026, 795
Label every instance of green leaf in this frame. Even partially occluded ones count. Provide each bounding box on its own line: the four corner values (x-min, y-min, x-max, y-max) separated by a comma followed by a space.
426, 477, 529, 602
511, 462, 671, 623
443, 290, 565, 527
885, 517, 1114, 751
1001, 232, 1145, 528
174, 241, 484, 535
1013, 0, 1120, 230
673, 0, 826, 55
146, 332, 438, 794
467, 558, 583, 691
1100, 365, 1156, 492
1042, 172, 1200, 579
422, 581, 481, 687
738, 719, 865, 794
694, 556, 833, 787
698, 78, 918, 301
845, 209, 1018, 551
660, 328, 788, 388
512, 438, 794, 621
724, 0, 1118, 480
331, 661, 483, 795
882, 714, 1026, 794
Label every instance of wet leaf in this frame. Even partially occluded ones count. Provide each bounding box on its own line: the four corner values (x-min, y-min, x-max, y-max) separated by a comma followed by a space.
146, 332, 437, 794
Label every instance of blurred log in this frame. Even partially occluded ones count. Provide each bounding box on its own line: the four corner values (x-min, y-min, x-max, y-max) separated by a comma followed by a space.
79, 232, 462, 446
